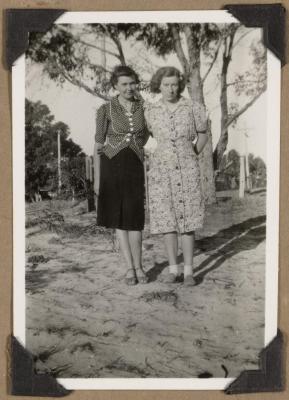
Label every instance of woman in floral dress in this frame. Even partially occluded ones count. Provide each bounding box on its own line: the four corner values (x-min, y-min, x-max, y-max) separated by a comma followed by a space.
144, 67, 208, 286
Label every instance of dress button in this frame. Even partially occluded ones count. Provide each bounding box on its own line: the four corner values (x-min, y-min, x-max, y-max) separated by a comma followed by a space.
176, 166, 179, 170
126, 139, 130, 142
177, 183, 181, 186
180, 215, 183, 219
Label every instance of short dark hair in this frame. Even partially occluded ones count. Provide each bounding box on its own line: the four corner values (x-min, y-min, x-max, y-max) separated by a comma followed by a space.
150, 66, 186, 94
110, 65, 140, 88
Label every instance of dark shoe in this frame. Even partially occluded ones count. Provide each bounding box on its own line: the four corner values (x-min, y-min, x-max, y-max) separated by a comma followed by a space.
183, 275, 197, 287
135, 267, 149, 284
124, 268, 137, 286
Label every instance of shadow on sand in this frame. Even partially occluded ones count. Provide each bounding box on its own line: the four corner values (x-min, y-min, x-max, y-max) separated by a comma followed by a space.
147, 215, 266, 284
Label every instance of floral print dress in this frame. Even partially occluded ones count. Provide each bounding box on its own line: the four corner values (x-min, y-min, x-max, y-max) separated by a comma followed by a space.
144, 97, 206, 234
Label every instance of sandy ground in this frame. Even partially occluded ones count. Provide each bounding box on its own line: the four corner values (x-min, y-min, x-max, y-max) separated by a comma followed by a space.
25, 190, 266, 378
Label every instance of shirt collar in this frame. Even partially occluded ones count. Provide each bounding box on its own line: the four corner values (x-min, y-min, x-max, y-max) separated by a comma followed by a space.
154, 96, 189, 112
111, 95, 142, 114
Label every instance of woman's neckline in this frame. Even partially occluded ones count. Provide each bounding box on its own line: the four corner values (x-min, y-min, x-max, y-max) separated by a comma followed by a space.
161, 96, 184, 113
117, 95, 136, 114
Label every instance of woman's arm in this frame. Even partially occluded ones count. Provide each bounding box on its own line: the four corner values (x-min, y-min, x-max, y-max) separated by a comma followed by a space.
194, 132, 208, 155
94, 105, 107, 196
192, 101, 208, 155
143, 101, 153, 143
93, 143, 103, 196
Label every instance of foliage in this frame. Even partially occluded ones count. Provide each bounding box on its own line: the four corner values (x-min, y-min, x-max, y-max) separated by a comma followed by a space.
248, 153, 267, 188
213, 25, 267, 169
26, 23, 267, 180
216, 150, 266, 190
25, 99, 85, 200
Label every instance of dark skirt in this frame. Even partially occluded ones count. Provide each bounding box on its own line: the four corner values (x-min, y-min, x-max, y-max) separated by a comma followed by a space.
97, 147, 145, 231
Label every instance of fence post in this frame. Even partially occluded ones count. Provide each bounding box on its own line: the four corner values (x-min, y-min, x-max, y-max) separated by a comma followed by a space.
239, 155, 245, 198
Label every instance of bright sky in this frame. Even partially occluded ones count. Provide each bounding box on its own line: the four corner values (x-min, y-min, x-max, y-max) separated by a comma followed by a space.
26, 25, 267, 162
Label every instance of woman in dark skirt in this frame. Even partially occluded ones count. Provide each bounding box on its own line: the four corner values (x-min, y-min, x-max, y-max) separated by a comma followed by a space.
94, 65, 150, 285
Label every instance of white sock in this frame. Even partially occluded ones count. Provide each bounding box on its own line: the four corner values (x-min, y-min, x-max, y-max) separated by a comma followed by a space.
169, 264, 178, 275
184, 265, 193, 277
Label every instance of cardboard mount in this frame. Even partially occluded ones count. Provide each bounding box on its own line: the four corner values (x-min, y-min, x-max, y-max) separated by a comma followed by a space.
6, 4, 285, 396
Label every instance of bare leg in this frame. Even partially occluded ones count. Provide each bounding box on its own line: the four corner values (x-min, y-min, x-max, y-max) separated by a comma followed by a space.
163, 232, 178, 266
128, 230, 147, 283
181, 231, 197, 286
128, 230, 142, 269
163, 232, 178, 283
116, 229, 136, 284
181, 231, 195, 269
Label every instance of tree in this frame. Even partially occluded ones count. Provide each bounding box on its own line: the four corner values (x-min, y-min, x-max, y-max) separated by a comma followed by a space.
215, 149, 241, 190
213, 25, 267, 169
25, 99, 85, 200
226, 149, 240, 178
131, 23, 219, 203
27, 24, 126, 100
25, 100, 55, 198
248, 153, 266, 188
27, 23, 266, 201
27, 23, 218, 203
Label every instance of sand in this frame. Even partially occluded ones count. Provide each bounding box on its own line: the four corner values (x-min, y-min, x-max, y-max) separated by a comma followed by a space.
24, 190, 266, 378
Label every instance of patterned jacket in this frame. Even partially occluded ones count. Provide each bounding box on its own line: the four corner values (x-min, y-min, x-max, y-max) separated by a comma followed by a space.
95, 96, 150, 162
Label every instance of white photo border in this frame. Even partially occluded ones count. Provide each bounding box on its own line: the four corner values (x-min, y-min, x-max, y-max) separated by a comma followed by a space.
12, 10, 280, 391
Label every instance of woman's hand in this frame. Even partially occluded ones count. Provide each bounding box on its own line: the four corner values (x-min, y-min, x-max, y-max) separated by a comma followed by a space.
96, 145, 105, 155
194, 132, 208, 155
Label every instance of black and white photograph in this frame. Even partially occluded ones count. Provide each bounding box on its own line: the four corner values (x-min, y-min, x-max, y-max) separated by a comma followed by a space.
12, 10, 280, 390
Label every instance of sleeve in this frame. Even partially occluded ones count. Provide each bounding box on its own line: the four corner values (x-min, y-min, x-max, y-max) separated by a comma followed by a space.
143, 125, 152, 145
93, 143, 100, 195
192, 102, 208, 133
95, 103, 108, 144
143, 102, 153, 136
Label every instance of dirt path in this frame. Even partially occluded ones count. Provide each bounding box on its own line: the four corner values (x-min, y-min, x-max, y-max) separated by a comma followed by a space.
25, 191, 266, 378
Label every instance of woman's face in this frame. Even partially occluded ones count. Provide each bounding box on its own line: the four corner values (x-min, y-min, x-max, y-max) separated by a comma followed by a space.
115, 75, 137, 100
159, 75, 179, 103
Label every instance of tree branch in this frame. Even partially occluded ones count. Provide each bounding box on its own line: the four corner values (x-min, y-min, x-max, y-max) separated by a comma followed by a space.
232, 29, 255, 50
199, 24, 205, 47
107, 28, 126, 65
226, 78, 266, 88
224, 36, 228, 58
171, 24, 189, 74
60, 68, 111, 101
77, 38, 121, 60
202, 38, 222, 83
58, 26, 123, 62
227, 28, 237, 59
183, 24, 196, 66
225, 87, 266, 129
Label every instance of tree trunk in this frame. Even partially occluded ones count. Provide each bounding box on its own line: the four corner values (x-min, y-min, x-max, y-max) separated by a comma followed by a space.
213, 49, 230, 170
188, 79, 216, 204
197, 121, 216, 204
185, 28, 216, 204
213, 27, 238, 170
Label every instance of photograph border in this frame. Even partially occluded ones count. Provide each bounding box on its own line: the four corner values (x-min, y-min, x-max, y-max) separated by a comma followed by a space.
10, 9, 281, 391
